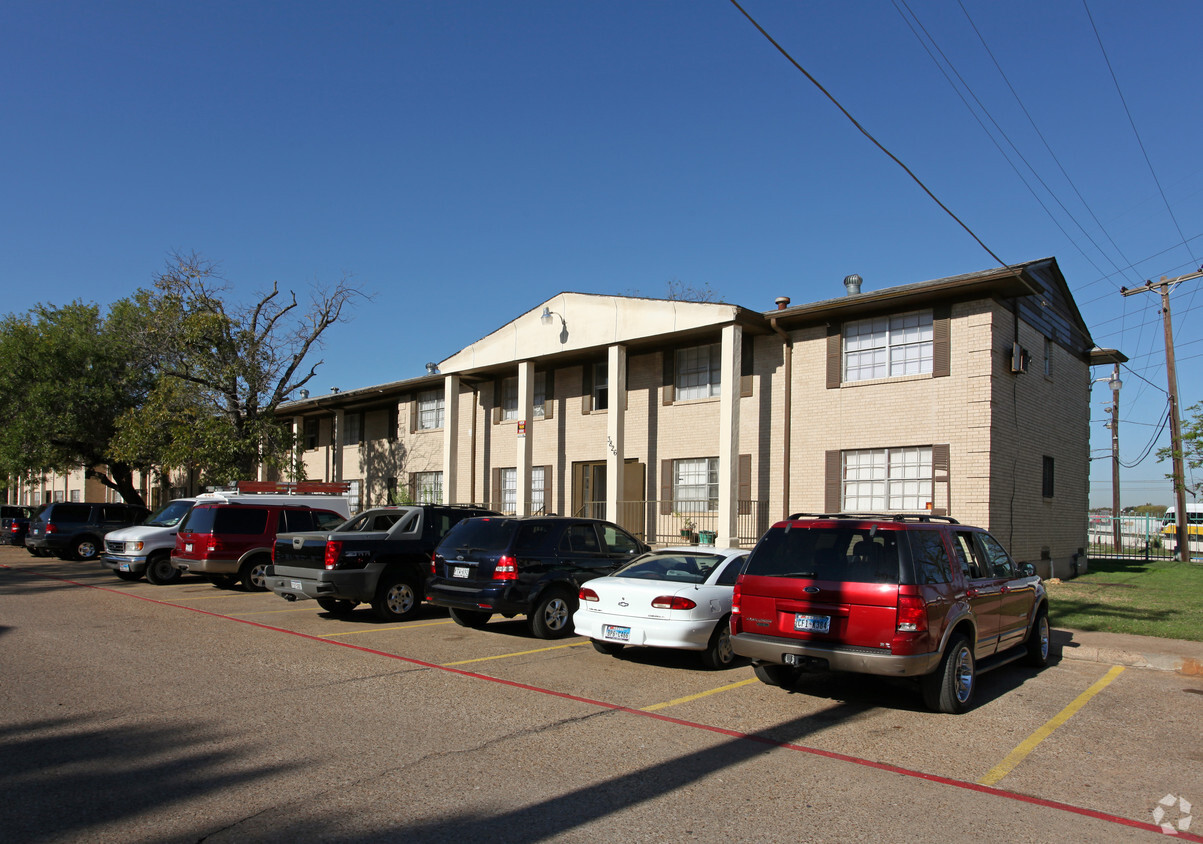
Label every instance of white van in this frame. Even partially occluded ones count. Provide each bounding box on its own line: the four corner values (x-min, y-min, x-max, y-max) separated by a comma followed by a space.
102, 498, 197, 584
102, 488, 351, 585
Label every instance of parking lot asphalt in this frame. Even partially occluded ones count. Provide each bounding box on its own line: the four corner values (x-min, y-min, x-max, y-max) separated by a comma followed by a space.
3, 547, 1202, 842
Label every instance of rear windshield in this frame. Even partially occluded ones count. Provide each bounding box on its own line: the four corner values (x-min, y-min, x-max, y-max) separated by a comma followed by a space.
437, 517, 519, 555
744, 525, 901, 584
613, 551, 728, 585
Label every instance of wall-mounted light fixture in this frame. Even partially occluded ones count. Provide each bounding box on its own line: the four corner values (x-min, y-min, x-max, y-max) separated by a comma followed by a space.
540, 306, 569, 344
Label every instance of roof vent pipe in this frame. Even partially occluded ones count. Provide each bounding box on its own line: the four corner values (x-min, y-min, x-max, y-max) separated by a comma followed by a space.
299, 389, 309, 399
775, 296, 791, 310
843, 274, 863, 295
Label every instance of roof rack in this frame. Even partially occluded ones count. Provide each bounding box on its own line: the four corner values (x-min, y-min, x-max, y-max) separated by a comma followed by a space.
785, 512, 960, 525
206, 481, 353, 496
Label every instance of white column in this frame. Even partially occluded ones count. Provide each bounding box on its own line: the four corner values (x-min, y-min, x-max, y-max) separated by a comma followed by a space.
292, 415, 303, 481
606, 344, 626, 525
516, 361, 535, 516
443, 375, 460, 504
332, 409, 344, 483
717, 324, 742, 547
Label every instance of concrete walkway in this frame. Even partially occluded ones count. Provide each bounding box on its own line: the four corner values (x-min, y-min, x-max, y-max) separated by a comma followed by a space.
1053, 627, 1203, 675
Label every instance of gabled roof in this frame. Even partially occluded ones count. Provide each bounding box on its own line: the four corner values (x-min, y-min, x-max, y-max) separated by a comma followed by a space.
439, 292, 765, 375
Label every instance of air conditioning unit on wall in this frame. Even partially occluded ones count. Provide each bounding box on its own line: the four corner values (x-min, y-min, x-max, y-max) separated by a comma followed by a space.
1011, 342, 1029, 374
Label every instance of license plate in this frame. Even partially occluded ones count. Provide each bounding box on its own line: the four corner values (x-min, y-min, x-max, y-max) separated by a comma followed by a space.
794, 614, 830, 633
290, 581, 303, 591
185, 543, 193, 552
119, 563, 130, 572
453, 566, 469, 579
602, 624, 631, 642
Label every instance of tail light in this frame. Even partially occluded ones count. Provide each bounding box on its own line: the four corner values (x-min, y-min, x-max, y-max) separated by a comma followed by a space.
731, 580, 742, 634
896, 586, 928, 633
45, 523, 57, 535
324, 540, 343, 570
271, 543, 277, 564
430, 550, 438, 576
651, 595, 696, 610
492, 555, 517, 581
579, 587, 599, 602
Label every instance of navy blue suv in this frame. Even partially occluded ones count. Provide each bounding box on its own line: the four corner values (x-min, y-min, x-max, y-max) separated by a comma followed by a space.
426, 516, 648, 638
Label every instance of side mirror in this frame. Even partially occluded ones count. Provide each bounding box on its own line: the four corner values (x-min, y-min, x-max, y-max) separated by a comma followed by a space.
1020, 562, 1037, 578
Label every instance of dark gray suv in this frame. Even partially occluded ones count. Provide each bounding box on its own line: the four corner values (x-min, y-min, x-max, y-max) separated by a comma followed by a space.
25, 502, 151, 561
426, 516, 648, 639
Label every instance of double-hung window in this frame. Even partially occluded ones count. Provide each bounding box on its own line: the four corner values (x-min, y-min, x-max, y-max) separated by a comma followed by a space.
413, 471, 443, 504
843, 310, 933, 382
842, 447, 932, 511
499, 468, 517, 513
675, 343, 721, 401
673, 457, 718, 513
417, 390, 444, 430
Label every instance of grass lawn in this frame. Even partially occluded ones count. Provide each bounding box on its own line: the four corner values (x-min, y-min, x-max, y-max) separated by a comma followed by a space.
1046, 556, 1203, 641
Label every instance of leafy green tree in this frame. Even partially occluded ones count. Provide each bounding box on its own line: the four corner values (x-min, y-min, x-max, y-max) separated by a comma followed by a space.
0, 298, 157, 504
113, 253, 364, 485
1159, 401, 1203, 500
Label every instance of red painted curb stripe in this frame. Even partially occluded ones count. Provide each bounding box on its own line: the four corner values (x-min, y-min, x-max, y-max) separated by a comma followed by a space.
7, 564, 1197, 841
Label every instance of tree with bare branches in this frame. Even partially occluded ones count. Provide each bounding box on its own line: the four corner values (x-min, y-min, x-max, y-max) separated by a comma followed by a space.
114, 252, 366, 484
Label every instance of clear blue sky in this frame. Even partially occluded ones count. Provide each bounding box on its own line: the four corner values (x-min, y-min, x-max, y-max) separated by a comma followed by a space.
2, 1, 1200, 509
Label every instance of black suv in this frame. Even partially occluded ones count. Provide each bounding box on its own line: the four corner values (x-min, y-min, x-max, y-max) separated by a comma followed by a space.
426, 516, 649, 638
25, 502, 151, 561
1, 505, 39, 551
267, 503, 499, 621
731, 513, 1048, 713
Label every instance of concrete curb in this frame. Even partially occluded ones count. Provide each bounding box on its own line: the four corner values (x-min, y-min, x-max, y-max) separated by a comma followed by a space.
1052, 629, 1203, 676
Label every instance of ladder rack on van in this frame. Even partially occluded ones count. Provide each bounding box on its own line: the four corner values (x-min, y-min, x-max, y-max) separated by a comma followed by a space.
216, 481, 353, 496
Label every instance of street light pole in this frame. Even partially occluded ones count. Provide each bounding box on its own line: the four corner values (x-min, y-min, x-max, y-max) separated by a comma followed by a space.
1122, 269, 1203, 562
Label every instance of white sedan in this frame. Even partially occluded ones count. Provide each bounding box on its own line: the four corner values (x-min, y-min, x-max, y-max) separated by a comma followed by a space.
573, 547, 749, 669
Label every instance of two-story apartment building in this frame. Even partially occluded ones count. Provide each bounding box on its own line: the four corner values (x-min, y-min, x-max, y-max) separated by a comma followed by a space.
284, 257, 1109, 578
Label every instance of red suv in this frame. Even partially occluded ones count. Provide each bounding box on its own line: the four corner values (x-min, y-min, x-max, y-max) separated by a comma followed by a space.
731, 513, 1049, 713
173, 502, 346, 591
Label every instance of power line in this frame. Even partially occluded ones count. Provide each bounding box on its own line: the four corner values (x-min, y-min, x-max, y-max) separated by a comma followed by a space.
727, 0, 1010, 269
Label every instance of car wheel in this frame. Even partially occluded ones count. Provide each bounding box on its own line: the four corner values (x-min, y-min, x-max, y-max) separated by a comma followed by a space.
317, 597, 359, 615
26, 546, 43, 557
73, 537, 100, 561
529, 590, 576, 639
922, 634, 976, 714
144, 553, 181, 585
113, 570, 142, 582
206, 574, 239, 589
700, 619, 736, 670
1023, 606, 1051, 667
753, 663, 803, 688
239, 556, 271, 592
449, 608, 492, 629
591, 639, 624, 656
373, 573, 420, 622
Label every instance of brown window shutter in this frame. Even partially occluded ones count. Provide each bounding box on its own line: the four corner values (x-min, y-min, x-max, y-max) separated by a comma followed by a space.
408, 398, 417, 434
824, 450, 842, 513
740, 335, 754, 397
826, 325, 842, 389
660, 459, 673, 515
662, 350, 675, 405
932, 443, 950, 516
581, 364, 593, 414
542, 370, 554, 420
406, 473, 417, 502
933, 305, 951, 378
540, 464, 552, 513
492, 379, 503, 424
491, 468, 501, 509
738, 453, 752, 515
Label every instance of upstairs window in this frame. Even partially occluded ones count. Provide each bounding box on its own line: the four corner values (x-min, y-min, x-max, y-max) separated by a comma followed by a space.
842, 447, 932, 512
843, 310, 933, 382
501, 377, 519, 421
417, 389, 444, 430
675, 343, 721, 401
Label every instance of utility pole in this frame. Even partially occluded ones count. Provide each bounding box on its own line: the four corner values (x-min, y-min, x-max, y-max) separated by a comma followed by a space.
1122, 268, 1203, 562
1104, 363, 1121, 551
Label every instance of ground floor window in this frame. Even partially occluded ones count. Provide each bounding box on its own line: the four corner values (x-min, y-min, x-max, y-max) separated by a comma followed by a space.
673, 457, 718, 513
499, 468, 517, 513
531, 466, 545, 513
412, 471, 442, 504
842, 447, 932, 512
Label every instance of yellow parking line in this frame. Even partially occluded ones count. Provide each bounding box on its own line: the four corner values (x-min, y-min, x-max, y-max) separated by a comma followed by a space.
978, 664, 1125, 786
317, 620, 455, 637
642, 677, 759, 712
441, 640, 590, 666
